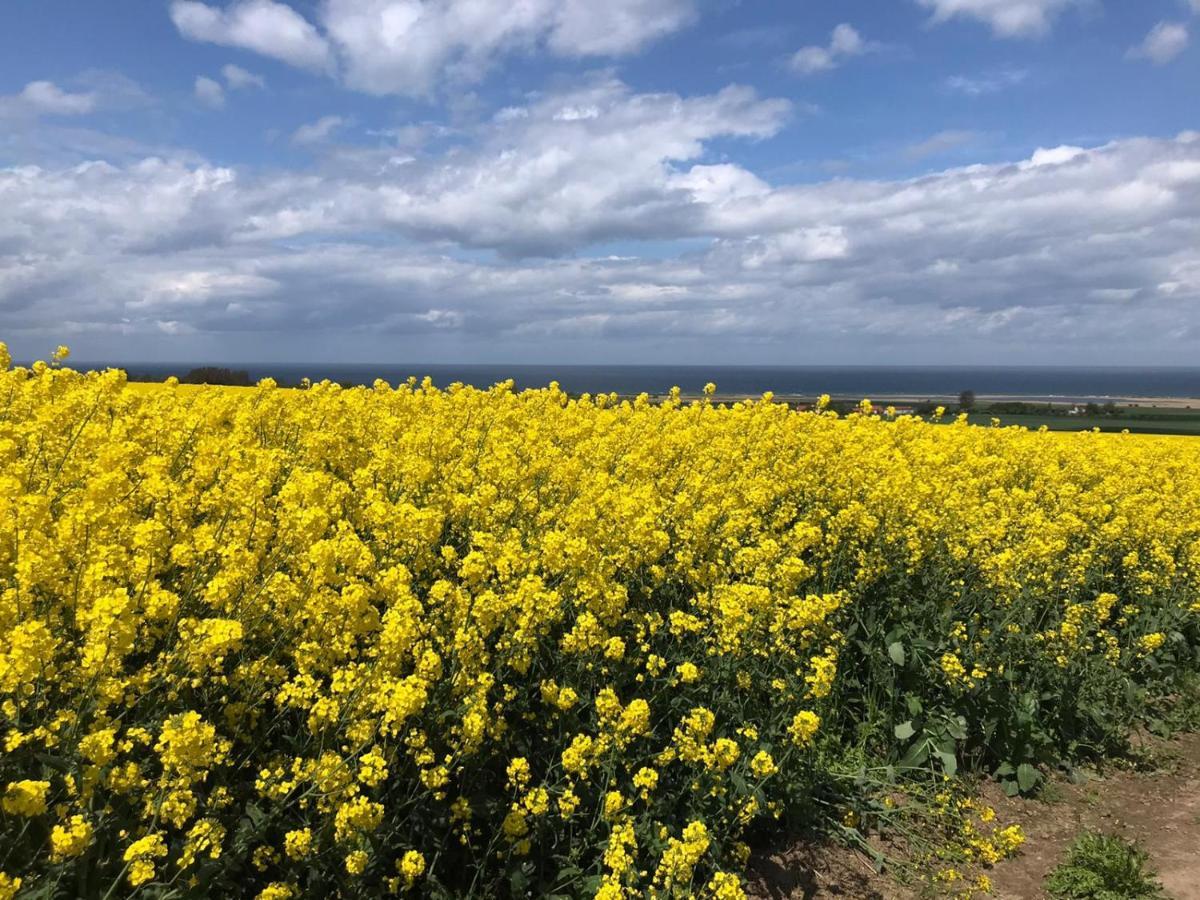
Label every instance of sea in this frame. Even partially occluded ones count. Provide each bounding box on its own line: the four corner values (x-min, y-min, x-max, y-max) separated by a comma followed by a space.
80, 363, 1200, 402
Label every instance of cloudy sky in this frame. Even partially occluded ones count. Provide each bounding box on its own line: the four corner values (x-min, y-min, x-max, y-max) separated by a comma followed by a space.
1, 0, 1198, 365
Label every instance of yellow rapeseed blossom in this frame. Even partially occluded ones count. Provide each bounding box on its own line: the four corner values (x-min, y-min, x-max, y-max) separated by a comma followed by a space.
123, 833, 168, 887
284, 828, 314, 860
789, 711, 821, 747
2, 780, 49, 816
49, 815, 93, 861
397, 850, 426, 889
1137, 632, 1166, 655
750, 750, 778, 779
0, 874, 21, 900
0, 347, 1197, 897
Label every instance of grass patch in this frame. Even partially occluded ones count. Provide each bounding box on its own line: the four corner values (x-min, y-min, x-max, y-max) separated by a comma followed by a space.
1045, 832, 1165, 900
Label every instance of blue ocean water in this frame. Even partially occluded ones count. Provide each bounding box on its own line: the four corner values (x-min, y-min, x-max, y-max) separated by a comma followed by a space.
78, 362, 1200, 400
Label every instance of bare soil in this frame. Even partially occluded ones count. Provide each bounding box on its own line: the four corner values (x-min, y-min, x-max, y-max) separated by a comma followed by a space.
748, 733, 1200, 900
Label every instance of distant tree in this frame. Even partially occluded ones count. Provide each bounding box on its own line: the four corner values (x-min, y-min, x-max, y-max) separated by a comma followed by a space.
1102, 400, 1118, 416
958, 389, 977, 412
1084, 402, 1100, 416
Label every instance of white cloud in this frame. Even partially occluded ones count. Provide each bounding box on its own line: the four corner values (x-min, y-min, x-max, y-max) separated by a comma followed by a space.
221, 63, 266, 89
737, 227, 850, 268
916, 0, 1082, 38
357, 77, 790, 254
135, 271, 279, 307
21, 81, 97, 115
170, 0, 333, 71
194, 76, 226, 108
1021, 145, 1086, 168
1128, 22, 1190, 65
321, 0, 694, 96
4, 74, 1200, 363
790, 24, 873, 75
10, 81, 96, 116
171, 0, 694, 96
546, 0, 695, 56
0, 73, 148, 123
905, 130, 980, 161
944, 68, 1028, 95
291, 114, 346, 144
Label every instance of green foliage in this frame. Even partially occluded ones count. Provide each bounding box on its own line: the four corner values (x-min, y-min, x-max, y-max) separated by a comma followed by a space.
827, 552, 1200, 803
1045, 832, 1166, 900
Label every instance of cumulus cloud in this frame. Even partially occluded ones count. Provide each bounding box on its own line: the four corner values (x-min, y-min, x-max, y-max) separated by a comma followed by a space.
789, 24, 874, 75
170, 0, 333, 71
170, 0, 695, 96
944, 67, 1028, 95
194, 75, 226, 108
0, 73, 151, 124
291, 114, 346, 144
1, 81, 97, 116
1128, 22, 1190, 65
323, 0, 696, 95
355, 77, 790, 254
3, 114, 1200, 363
221, 63, 266, 89
916, 0, 1082, 38
904, 130, 980, 161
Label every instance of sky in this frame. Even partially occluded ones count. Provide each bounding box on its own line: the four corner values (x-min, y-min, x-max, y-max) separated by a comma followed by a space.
1, 0, 1198, 366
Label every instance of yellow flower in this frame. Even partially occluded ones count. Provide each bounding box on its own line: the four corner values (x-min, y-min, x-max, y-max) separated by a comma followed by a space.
750, 750, 777, 778
2, 780, 49, 817
712, 737, 740, 771
603, 790, 627, 819
334, 796, 384, 842
940, 653, 968, 683
558, 788, 581, 819
1137, 632, 1166, 654
397, 850, 426, 889
123, 833, 168, 887
345, 849, 369, 876
506, 756, 532, 790
49, 816, 93, 861
284, 828, 314, 860
994, 824, 1025, 855
561, 734, 594, 778
707, 871, 747, 900
633, 766, 659, 799
0, 874, 21, 900
789, 710, 821, 747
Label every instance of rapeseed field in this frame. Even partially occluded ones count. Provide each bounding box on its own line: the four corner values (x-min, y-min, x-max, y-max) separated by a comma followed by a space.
1, 346, 1198, 898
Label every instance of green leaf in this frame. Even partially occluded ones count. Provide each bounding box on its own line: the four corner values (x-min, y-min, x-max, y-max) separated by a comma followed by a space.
898, 740, 929, 770
887, 641, 906, 666
936, 749, 958, 777
1017, 763, 1040, 793
509, 868, 530, 894
894, 720, 916, 741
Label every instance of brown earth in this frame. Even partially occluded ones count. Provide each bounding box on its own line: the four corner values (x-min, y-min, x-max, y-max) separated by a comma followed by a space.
747, 732, 1200, 900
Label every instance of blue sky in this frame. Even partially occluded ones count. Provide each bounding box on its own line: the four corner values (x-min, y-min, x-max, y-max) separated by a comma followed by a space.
1, 0, 1198, 365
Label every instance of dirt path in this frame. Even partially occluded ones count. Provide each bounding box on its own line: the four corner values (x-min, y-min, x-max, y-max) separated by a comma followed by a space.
748, 733, 1200, 900
987, 732, 1200, 900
